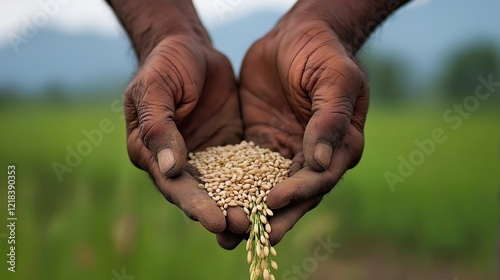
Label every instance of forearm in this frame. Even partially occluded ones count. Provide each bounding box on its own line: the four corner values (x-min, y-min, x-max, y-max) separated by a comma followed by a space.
286, 0, 411, 53
107, 0, 209, 63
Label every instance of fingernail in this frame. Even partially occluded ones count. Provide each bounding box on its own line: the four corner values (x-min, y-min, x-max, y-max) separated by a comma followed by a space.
158, 148, 175, 175
314, 142, 332, 170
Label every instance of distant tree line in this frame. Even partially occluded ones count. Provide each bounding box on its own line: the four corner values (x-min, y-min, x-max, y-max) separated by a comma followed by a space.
359, 41, 500, 103
1, 41, 498, 105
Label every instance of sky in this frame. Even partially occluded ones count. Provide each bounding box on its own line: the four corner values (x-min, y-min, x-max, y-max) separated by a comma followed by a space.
0, 0, 435, 45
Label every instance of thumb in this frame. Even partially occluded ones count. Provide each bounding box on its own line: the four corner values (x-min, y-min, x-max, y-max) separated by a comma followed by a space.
148, 119, 187, 178
134, 98, 187, 178
303, 69, 362, 172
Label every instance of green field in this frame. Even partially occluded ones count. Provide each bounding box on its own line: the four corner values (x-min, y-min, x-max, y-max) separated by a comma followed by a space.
0, 100, 498, 280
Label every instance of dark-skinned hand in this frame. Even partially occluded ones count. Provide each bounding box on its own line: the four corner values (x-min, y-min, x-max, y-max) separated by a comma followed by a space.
124, 34, 249, 237
216, 16, 369, 249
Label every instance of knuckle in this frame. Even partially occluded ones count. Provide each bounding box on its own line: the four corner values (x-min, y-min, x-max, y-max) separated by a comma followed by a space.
126, 141, 154, 172
140, 118, 168, 152
330, 94, 356, 118
124, 75, 147, 105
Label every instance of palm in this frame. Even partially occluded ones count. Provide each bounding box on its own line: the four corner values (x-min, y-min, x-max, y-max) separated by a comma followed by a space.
240, 23, 367, 161
172, 41, 242, 151
239, 34, 306, 159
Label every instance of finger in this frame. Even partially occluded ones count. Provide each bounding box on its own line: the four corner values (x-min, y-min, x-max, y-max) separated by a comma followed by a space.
216, 230, 245, 250
149, 161, 226, 234
289, 152, 304, 176
216, 207, 249, 250
302, 62, 365, 172
268, 196, 322, 245
144, 118, 186, 178
267, 127, 364, 209
226, 206, 250, 235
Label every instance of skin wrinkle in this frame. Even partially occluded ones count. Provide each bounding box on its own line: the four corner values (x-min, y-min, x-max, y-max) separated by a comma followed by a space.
161, 41, 201, 85
351, 88, 368, 133
153, 39, 206, 86
247, 81, 299, 130
126, 131, 149, 170
134, 82, 175, 152
288, 35, 340, 125
249, 124, 302, 143
190, 122, 228, 151
184, 68, 231, 123
311, 85, 355, 118
301, 53, 340, 94
151, 68, 178, 100
181, 96, 237, 150
308, 64, 341, 95
137, 114, 159, 150
303, 50, 337, 75
312, 73, 357, 114
283, 30, 323, 113
180, 104, 219, 137
124, 83, 140, 128
152, 54, 185, 105
135, 85, 153, 134
283, 91, 308, 129
287, 51, 314, 124
148, 55, 197, 123
283, 28, 318, 85
180, 95, 229, 137
244, 97, 304, 140
245, 87, 284, 122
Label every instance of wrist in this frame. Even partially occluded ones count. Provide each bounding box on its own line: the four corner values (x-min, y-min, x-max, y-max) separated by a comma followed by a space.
108, 0, 210, 63
282, 0, 410, 54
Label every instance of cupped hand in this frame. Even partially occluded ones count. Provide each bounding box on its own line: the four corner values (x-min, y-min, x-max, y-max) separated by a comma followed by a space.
224, 18, 369, 247
124, 34, 246, 237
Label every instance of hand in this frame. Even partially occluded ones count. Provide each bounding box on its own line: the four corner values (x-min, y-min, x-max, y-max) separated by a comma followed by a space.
228, 15, 370, 247
124, 34, 244, 235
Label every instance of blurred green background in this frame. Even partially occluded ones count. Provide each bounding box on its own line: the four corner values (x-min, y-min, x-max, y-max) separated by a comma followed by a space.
0, 1, 499, 280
